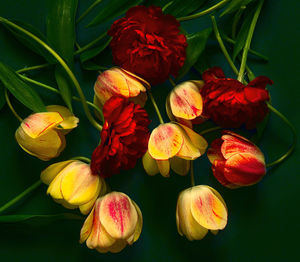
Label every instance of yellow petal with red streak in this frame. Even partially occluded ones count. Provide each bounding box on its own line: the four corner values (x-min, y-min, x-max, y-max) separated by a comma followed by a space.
142, 151, 159, 176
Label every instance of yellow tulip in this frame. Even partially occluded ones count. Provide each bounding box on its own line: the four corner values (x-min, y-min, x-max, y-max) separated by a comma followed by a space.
41, 160, 106, 215
15, 106, 79, 161
80, 192, 142, 253
176, 185, 228, 240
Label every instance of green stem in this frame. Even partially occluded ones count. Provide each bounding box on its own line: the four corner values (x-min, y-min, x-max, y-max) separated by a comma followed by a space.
211, 15, 239, 76
76, 0, 103, 24
232, 5, 246, 39
70, 156, 91, 163
169, 77, 176, 87
74, 32, 107, 55
199, 126, 222, 135
237, 0, 264, 82
177, 0, 230, 21
266, 103, 297, 168
16, 63, 51, 74
148, 90, 164, 124
0, 180, 42, 214
190, 161, 195, 186
0, 17, 102, 131
4, 88, 22, 122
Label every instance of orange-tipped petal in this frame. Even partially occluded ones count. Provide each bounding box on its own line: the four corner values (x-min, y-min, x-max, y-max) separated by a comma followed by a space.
170, 157, 190, 176
148, 123, 183, 160
207, 138, 224, 164
142, 151, 159, 176
170, 81, 203, 120
21, 112, 63, 138
100, 192, 138, 240
190, 186, 227, 230
80, 207, 95, 243
157, 160, 170, 177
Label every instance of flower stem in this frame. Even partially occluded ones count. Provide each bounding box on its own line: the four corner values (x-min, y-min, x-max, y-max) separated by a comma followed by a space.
0, 180, 42, 214
266, 103, 297, 168
16, 63, 51, 74
190, 161, 195, 186
70, 156, 91, 163
4, 88, 22, 122
231, 5, 246, 39
237, 0, 264, 82
74, 32, 107, 55
148, 90, 164, 124
199, 126, 222, 135
211, 15, 239, 76
178, 0, 230, 21
76, 0, 103, 24
0, 17, 102, 131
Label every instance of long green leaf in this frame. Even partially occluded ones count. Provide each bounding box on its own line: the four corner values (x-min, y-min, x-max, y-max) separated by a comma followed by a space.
80, 37, 111, 63
164, 0, 207, 17
0, 62, 46, 112
0, 84, 6, 111
176, 28, 212, 80
87, 0, 143, 27
220, 0, 255, 17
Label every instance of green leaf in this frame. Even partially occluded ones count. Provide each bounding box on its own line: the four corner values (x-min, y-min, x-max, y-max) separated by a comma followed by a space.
220, 0, 256, 17
251, 112, 270, 143
176, 28, 212, 80
193, 53, 210, 75
80, 37, 111, 63
163, 0, 207, 17
0, 84, 6, 111
0, 62, 46, 112
87, 0, 143, 27
81, 61, 108, 71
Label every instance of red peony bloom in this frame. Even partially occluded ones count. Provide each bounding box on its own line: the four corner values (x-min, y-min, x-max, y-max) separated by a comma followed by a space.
91, 96, 150, 178
200, 67, 273, 129
207, 131, 266, 188
108, 5, 187, 85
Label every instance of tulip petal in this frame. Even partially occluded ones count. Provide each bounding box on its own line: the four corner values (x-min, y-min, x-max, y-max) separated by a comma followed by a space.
148, 123, 183, 160
80, 207, 95, 243
80, 195, 98, 215
127, 201, 143, 244
170, 157, 190, 176
142, 151, 159, 176
54, 199, 77, 209
157, 160, 170, 177
213, 160, 238, 189
47, 172, 64, 200
40, 160, 74, 185
176, 133, 201, 160
21, 112, 63, 138
61, 161, 100, 205
100, 192, 138, 239
190, 186, 227, 230
107, 240, 128, 253
170, 81, 203, 120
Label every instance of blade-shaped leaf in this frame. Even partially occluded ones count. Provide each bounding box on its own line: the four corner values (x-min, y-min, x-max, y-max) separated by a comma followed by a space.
87, 0, 143, 27
164, 0, 207, 17
0, 84, 6, 111
176, 28, 212, 80
220, 0, 256, 17
80, 37, 111, 63
0, 62, 46, 112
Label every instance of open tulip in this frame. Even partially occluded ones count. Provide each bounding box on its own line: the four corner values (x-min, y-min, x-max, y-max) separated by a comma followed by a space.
207, 131, 266, 188
15, 105, 79, 161
143, 123, 207, 177
80, 192, 142, 253
41, 160, 106, 214
94, 67, 150, 111
176, 185, 228, 240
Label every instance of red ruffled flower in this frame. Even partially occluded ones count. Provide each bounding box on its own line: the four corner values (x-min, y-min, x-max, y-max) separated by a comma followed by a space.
207, 131, 266, 188
200, 67, 273, 129
91, 96, 150, 178
108, 5, 187, 85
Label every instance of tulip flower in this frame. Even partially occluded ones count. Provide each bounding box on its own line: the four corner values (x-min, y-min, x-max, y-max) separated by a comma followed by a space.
207, 131, 266, 188
166, 80, 206, 127
94, 67, 150, 111
80, 192, 142, 253
176, 185, 228, 241
15, 105, 79, 161
143, 123, 207, 177
41, 160, 106, 214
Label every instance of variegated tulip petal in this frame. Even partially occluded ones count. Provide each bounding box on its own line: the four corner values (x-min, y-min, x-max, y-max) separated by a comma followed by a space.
40, 160, 74, 185
47, 172, 64, 200
121, 68, 150, 90
177, 189, 208, 240
127, 201, 143, 244
15, 128, 66, 161
148, 123, 183, 160
213, 160, 238, 189
80, 195, 98, 215
170, 81, 203, 120
207, 139, 224, 164
170, 157, 190, 176
107, 240, 128, 253
142, 151, 159, 176
80, 207, 95, 243
224, 152, 266, 186
157, 160, 170, 177
190, 186, 227, 230
100, 192, 138, 239
21, 112, 63, 138
176, 133, 201, 160
61, 161, 100, 205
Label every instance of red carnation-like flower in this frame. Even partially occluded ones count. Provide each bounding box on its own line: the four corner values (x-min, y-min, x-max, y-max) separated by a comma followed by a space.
200, 67, 273, 129
108, 5, 187, 85
91, 96, 150, 178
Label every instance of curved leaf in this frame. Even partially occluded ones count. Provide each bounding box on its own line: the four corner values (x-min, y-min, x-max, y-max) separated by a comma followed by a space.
220, 0, 256, 17
0, 84, 6, 111
164, 0, 207, 17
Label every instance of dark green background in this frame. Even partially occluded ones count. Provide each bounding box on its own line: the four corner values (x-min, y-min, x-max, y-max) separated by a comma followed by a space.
0, 0, 299, 261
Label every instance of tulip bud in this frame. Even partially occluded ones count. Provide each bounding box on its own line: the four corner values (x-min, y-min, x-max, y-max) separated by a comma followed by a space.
207, 131, 266, 188
94, 67, 150, 110
41, 160, 106, 214
15, 106, 78, 161
80, 192, 142, 253
176, 185, 228, 240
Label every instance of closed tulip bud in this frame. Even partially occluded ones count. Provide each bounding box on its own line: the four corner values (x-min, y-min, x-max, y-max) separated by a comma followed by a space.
207, 131, 266, 188
15, 106, 79, 161
80, 192, 142, 253
94, 67, 150, 110
41, 160, 106, 214
143, 123, 207, 177
176, 185, 228, 241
